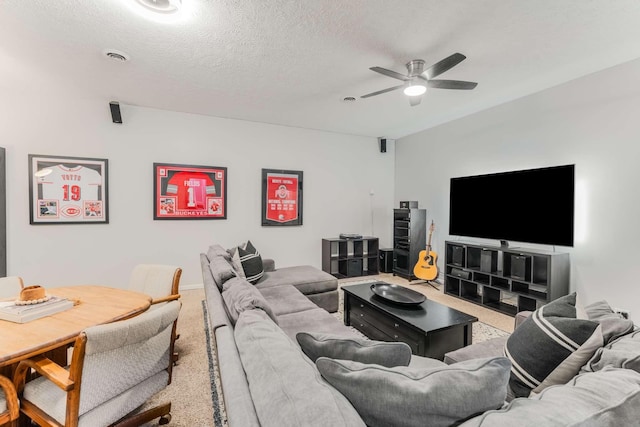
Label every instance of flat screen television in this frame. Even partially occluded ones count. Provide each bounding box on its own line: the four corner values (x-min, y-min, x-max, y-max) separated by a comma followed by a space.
449, 164, 575, 247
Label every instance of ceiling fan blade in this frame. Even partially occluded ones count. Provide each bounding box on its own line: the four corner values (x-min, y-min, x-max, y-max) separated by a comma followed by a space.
409, 96, 422, 107
370, 67, 409, 81
427, 79, 478, 90
422, 53, 466, 79
360, 84, 405, 98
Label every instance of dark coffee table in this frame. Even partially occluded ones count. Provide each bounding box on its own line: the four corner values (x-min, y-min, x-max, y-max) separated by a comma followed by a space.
342, 281, 478, 360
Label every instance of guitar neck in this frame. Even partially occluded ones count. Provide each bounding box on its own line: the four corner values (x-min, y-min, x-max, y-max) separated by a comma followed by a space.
426, 220, 434, 251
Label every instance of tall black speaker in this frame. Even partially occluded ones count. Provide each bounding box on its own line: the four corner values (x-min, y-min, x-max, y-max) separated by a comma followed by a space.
379, 138, 387, 153
109, 101, 122, 124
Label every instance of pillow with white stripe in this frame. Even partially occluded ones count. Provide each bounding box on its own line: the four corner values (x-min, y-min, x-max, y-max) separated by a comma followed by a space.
238, 240, 264, 284
505, 293, 600, 398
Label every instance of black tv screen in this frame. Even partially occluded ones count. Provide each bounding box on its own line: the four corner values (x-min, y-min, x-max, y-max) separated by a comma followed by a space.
449, 165, 575, 247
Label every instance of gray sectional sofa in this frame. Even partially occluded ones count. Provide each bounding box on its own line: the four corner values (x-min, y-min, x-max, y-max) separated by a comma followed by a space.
202, 244, 640, 427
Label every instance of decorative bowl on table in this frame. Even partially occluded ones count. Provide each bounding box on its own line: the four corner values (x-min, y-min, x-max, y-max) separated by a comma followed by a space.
370, 282, 426, 305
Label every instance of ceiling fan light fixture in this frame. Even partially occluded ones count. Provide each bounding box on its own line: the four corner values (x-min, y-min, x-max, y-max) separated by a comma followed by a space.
404, 84, 427, 97
135, 0, 182, 14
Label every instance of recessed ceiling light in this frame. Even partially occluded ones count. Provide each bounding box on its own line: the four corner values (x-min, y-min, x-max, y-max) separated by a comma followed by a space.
135, 0, 182, 14
103, 49, 131, 62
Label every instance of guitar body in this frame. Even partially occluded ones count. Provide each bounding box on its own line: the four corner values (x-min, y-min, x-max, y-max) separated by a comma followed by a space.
413, 220, 439, 281
414, 249, 439, 281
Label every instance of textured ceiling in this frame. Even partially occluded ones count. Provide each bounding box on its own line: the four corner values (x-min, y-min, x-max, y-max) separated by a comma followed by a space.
3, 0, 640, 138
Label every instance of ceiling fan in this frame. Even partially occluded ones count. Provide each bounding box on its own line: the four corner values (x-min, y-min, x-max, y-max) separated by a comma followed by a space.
361, 53, 477, 106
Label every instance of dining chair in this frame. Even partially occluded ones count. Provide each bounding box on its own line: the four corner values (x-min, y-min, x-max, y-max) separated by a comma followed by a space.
14, 300, 181, 427
0, 276, 24, 299
0, 374, 19, 425
128, 264, 182, 364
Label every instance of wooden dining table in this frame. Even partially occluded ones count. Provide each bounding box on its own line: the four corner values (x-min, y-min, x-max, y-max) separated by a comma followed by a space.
0, 285, 152, 368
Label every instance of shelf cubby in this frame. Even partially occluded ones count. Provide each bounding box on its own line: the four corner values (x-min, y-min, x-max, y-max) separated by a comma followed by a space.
444, 241, 569, 317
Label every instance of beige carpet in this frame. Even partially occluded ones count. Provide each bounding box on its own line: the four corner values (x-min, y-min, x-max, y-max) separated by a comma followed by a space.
141, 274, 513, 426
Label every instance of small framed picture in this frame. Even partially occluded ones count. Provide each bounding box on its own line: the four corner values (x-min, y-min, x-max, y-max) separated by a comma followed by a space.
29, 154, 109, 225
261, 168, 303, 226
153, 163, 227, 220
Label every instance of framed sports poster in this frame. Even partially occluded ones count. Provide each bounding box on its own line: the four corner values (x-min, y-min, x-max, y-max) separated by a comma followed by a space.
261, 168, 303, 226
28, 154, 109, 225
153, 163, 227, 220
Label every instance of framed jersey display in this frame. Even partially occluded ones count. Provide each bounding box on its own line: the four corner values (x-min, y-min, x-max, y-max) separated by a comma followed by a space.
261, 168, 303, 226
28, 154, 109, 225
153, 163, 227, 220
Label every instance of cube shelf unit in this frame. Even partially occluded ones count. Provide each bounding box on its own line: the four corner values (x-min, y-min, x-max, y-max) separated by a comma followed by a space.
322, 237, 379, 278
444, 240, 569, 316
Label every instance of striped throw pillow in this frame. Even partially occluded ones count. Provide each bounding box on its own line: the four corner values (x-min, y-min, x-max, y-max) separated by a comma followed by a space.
238, 240, 264, 284
505, 293, 600, 397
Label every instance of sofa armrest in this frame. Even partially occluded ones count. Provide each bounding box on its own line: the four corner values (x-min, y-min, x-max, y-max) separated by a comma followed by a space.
263, 258, 276, 272
515, 311, 532, 329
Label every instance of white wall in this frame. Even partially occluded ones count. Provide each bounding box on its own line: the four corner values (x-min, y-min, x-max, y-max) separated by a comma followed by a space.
2, 97, 394, 288
395, 57, 640, 322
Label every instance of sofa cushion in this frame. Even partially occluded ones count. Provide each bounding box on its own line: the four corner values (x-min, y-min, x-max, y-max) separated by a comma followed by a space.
258, 285, 318, 316
208, 256, 237, 290
459, 367, 640, 427
277, 308, 360, 342
317, 356, 511, 427
221, 277, 277, 325
255, 265, 337, 295
234, 309, 365, 427
296, 332, 412, 367
582, 329, 640, 374
238, 241, 264, 284
505, 293, 600, 397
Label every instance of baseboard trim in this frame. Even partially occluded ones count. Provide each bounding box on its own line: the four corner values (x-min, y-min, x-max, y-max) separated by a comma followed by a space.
180, 283, 204, 291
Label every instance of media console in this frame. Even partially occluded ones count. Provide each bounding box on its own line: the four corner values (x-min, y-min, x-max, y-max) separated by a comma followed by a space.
444, 240, 570, 316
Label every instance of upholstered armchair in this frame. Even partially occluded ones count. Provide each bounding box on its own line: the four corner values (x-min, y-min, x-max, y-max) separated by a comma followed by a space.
0, 374, 19, 425
0, 276, 24, 299
128, 264, 182, 363
128, 264, 181, 305
14, 300, 181, 427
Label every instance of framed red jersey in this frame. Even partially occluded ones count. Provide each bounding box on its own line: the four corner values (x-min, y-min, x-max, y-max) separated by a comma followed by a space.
154, 163, 227, 220
261, 169, 303, 226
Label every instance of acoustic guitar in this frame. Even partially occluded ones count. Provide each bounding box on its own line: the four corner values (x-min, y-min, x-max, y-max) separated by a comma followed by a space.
413, 220, 438, 281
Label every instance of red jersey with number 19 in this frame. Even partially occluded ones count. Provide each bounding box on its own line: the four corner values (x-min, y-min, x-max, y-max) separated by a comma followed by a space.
166, 171, 216, 210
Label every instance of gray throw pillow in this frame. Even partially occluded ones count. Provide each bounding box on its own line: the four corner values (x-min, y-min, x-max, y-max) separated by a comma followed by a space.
505, 293, 600, 397
316, 356, 511, 427
459, 367, 640, 427
584, 300, 635, 344
582, 329, 640, 374
227, 247, 246, 279
221, 277, 277, 325
296, 332, 411, 367
208, 256, 237, 290
207, 244, 232, 262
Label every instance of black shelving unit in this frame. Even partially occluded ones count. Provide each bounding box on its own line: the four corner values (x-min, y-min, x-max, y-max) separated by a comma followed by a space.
444, 240, 570, 316
393, 208, 426, 280
321, 237, 379, 278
